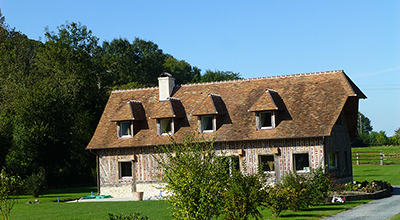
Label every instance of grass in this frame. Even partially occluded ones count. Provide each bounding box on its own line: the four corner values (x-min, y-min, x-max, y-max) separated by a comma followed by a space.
353, 164, 400, 185
11, 188, 372, 220
352, 145, 400, 165
391, 212, 400, 220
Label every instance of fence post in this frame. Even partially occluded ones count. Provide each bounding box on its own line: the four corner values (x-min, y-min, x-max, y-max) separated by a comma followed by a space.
356, 151, 359, 165
380, 151, 383, 165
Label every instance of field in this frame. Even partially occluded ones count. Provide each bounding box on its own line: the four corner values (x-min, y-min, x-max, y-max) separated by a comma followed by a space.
8, 146, 399, 219
11, 192, 371, 220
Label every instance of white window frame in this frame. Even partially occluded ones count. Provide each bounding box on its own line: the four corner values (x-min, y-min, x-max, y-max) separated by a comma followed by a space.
198, 115, 216, 133
119, 161, 133, 179
158, 118, 174, 136
293, 153, 310, 173
258, 154, 275, 174
256, 111, 275, 130
118, 121, 133, 138
328, 152, 338, 169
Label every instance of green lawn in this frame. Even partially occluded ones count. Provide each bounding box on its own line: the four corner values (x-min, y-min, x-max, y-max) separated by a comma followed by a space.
11, 194, 371, 220
352, 145, 400, 165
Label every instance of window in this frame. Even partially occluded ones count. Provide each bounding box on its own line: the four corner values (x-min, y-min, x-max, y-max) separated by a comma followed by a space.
199, 115, 215, 133
222, 156, 240, 174
259, 155, 275, 172
257, 111, 275, 130
158, 118, 173, 135
118, 121, 133, 138
119, 161, 132, 179
293, 153, 310, 172
328, 152, 338, 169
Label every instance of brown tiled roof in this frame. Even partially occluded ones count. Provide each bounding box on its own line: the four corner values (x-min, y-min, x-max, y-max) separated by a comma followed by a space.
87, 70, 366, 149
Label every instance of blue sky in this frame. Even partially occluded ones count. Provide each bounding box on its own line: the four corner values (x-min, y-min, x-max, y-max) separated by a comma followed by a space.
1, 1, 399, 136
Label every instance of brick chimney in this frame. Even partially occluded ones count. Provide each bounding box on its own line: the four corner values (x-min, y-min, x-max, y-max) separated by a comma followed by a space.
158, 72, 175, 101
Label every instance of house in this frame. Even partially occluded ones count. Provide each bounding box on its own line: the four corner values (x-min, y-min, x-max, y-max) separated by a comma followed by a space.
86, 70, 366, 198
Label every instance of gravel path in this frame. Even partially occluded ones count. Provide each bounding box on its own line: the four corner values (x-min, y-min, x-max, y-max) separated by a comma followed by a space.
322, 185, 400, 220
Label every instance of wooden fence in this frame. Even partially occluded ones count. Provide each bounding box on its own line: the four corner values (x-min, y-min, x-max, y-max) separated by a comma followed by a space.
352, 151, 383, 165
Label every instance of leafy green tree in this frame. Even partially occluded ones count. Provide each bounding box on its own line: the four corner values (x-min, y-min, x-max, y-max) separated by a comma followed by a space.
200, 70, 242, 83
163, 57, 201, 84
154, 133, 229, 220
357, 112, 373, 134
0, 12, 42, 169
4, 22, 100, 186
395, 128, 400, 137
99, 38, 169, 88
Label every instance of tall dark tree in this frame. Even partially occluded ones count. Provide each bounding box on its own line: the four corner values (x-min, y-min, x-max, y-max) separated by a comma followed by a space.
0, 11, 42, 169
4, 22, 102, 186
357, 112, 373, 134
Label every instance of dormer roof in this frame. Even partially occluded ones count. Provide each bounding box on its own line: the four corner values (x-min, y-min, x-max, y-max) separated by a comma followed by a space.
110, 101, 145, 121
150, 98, 185, 119
249, 89, 284, 112
192, 94, 227, 116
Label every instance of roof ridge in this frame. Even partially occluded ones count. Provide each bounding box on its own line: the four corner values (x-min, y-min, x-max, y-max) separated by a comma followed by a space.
111, 70, 343, 92
112, 87, 158, 93
182, 70, 343, 87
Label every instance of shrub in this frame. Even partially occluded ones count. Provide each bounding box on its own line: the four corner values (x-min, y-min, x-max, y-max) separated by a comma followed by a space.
222, 165, 268, 220
263, 185, 292, 218
154, 133, 229, 220
108, 212, 149, 220
264, 167, 334, 217
24, 169, 46, 198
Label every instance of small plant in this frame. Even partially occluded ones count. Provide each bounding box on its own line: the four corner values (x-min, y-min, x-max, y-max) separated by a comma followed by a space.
108, 212, 149, 220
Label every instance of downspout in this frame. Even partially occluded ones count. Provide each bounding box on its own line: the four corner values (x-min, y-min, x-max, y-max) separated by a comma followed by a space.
89, 149, 100, 195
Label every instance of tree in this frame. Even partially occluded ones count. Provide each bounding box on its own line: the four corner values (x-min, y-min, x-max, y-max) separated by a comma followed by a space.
395, 128, 400, 137
4, 22, 100, 187
200, 70, 242, 83
162, 57, 201, 84
154, 133, 229, 220
357, 112, 373, 134
99, 38, 169, 88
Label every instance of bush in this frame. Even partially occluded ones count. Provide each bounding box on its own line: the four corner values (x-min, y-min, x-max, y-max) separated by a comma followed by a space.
108, 213, 149, 220
264, 167, 334, 217
154, 133, 229, 220
24, 169, 46, 198
222, 165, 268, 220
263, 185, 292, 218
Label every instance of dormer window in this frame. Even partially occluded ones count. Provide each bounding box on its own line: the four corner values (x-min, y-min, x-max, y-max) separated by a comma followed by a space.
199, 115, 216, 133
192, 94, 227, 134
118, 121, 133, 138
257, 111, 275, 130
249, 89, 285, 131
158, 118, 174, 136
